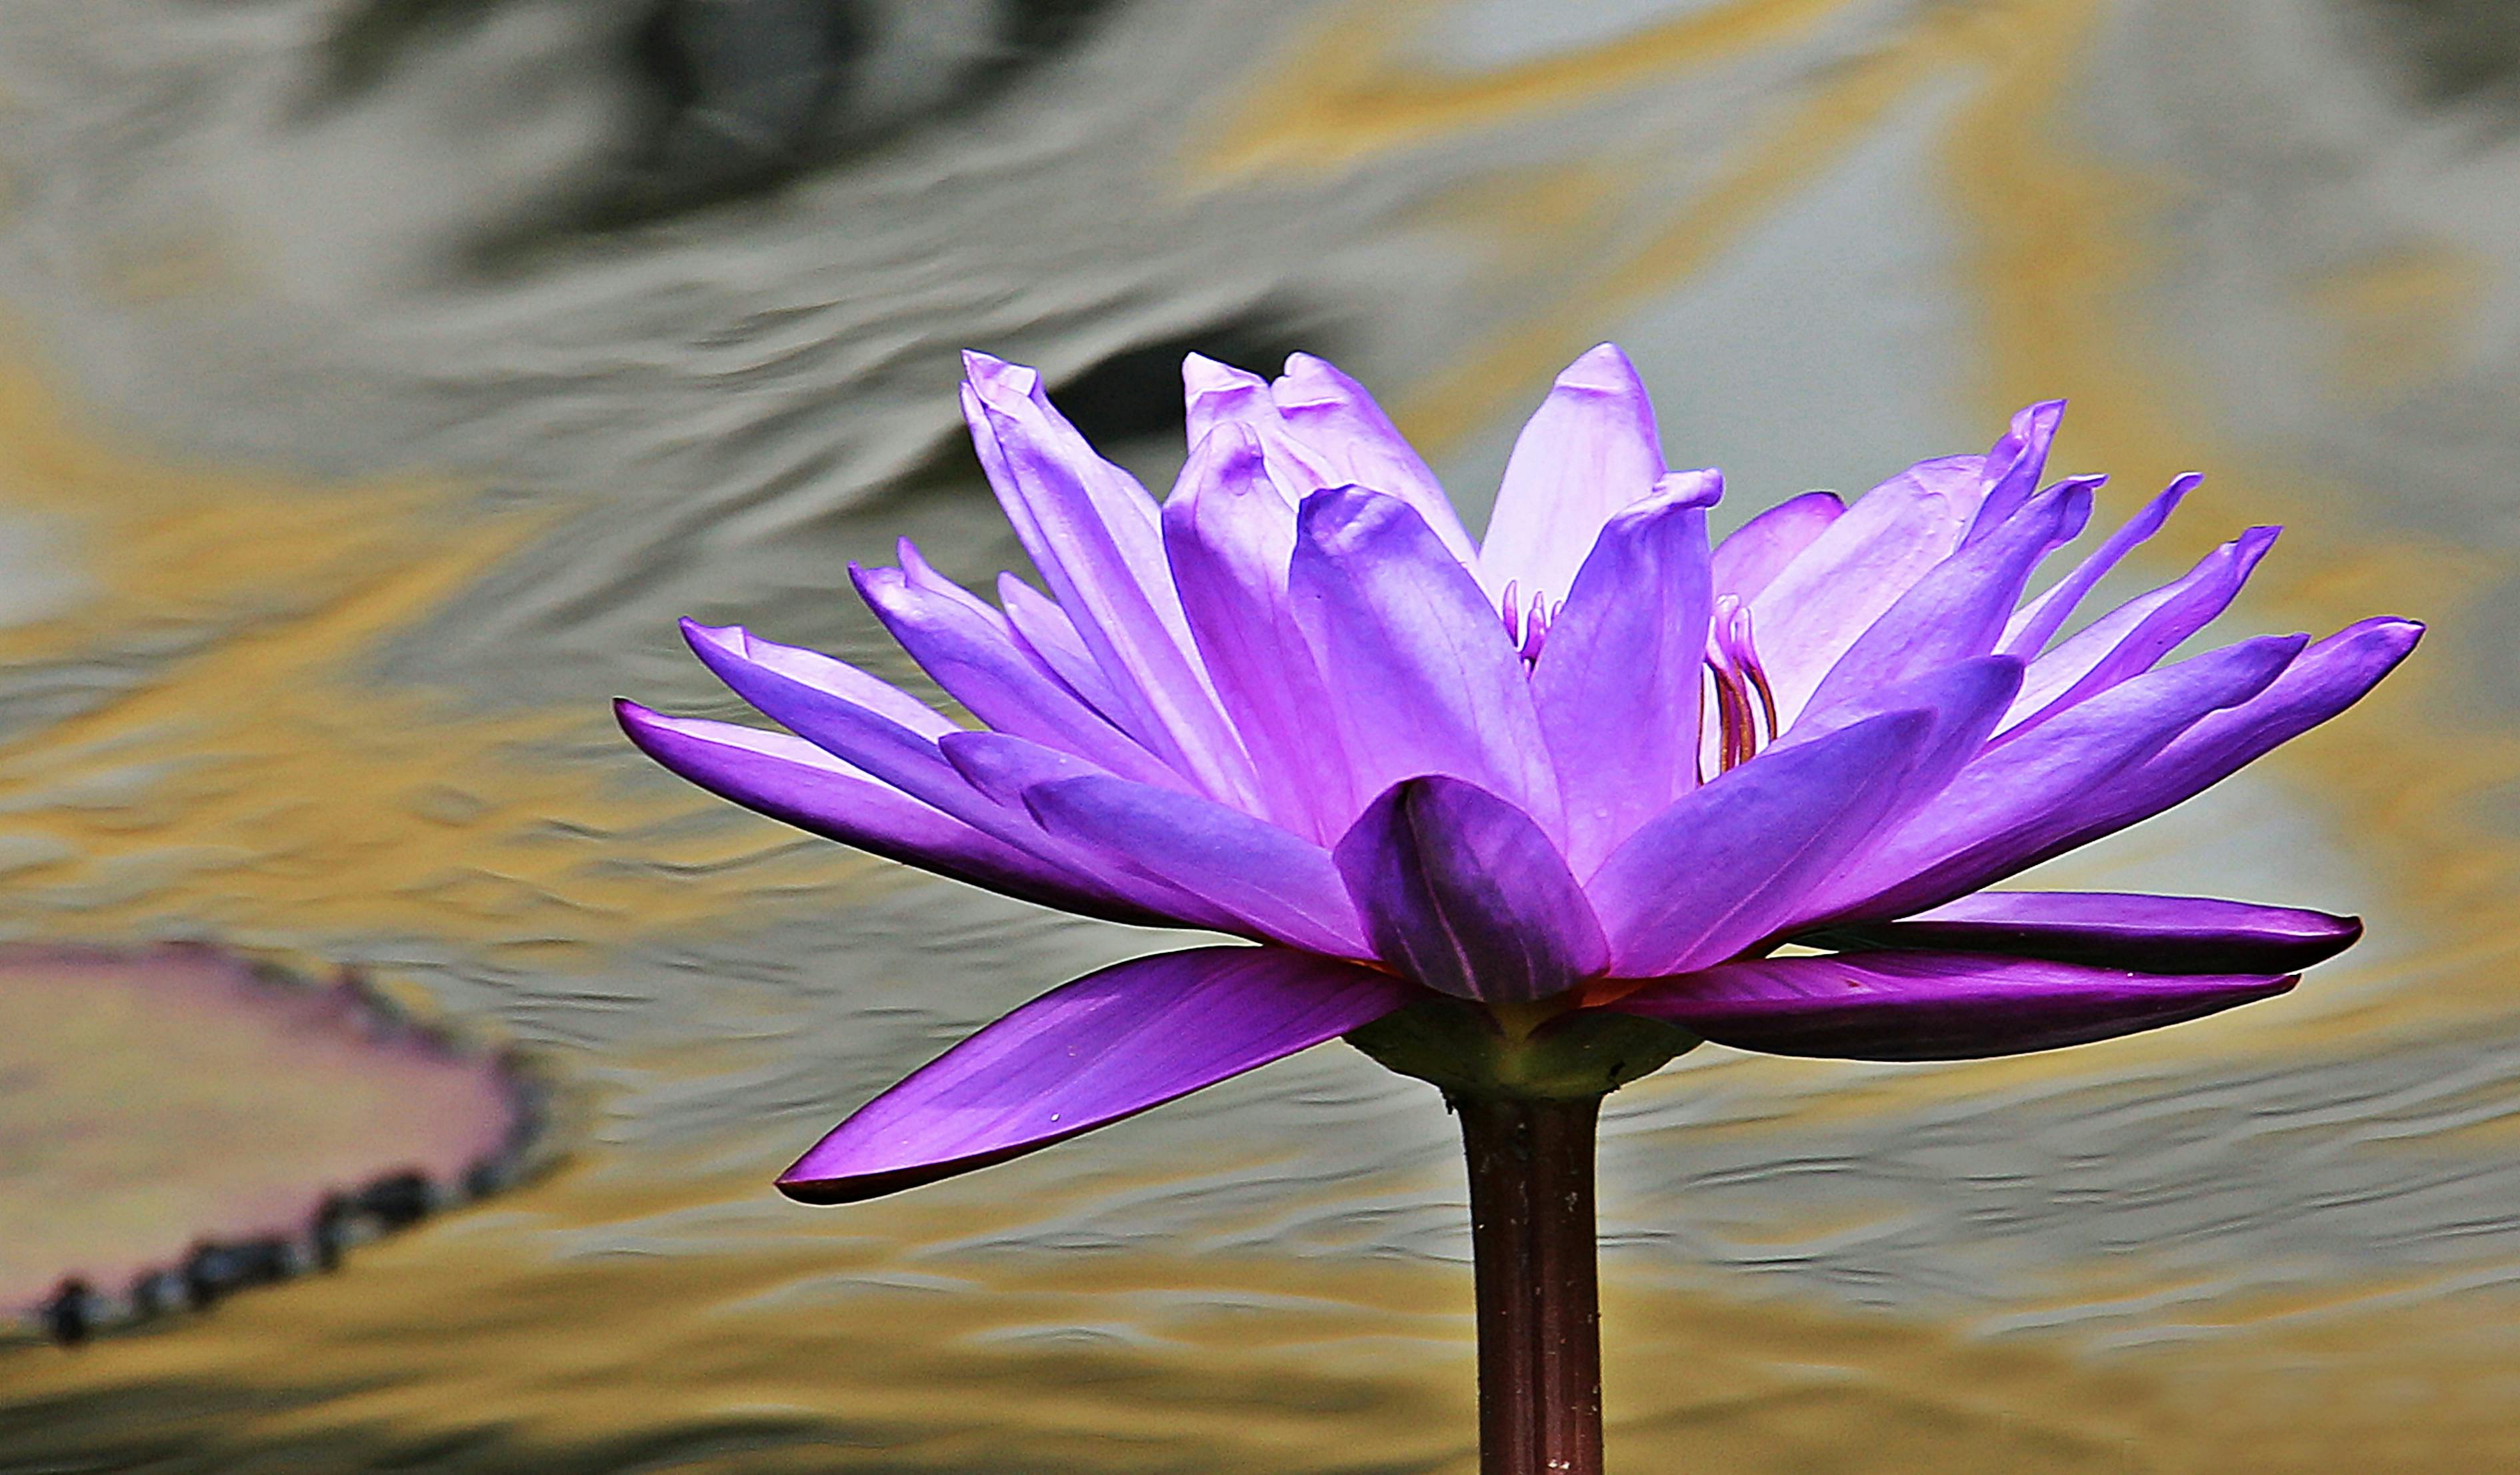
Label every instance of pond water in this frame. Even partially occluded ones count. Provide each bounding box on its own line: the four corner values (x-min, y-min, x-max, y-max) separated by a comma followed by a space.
2, 1, 2517, 1470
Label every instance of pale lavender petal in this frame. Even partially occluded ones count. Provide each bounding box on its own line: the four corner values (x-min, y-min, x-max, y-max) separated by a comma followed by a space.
681, 619, 973, 810
1333, 776, 1607, 1002
776, 946, 1419, 1202
1815, 892, 2361, 974
1291, 489, 1564, 835
1811, 633, 2310, 922
961, 355, 1259, 805
1181, 354, 1337, 510
1587, 709, 1935, 977
1748, 453, 1987, 725
997, 572, 1127, 719
1272, 351, 1478, 563
1962, 400, 2066, 544
2003, 473, 2199, 656
615, 701, 1163, 926
1796, 477, 2095, 729
1477, 344, 1667, 605
2000, 526, 2279, 737
1165, 425, 1356, 840
1532, 470, 1719, 874
1023, 773, 1368, 956
1711, 490, 1843, 601
852, 562, 1188, 792
1609, 951, 2293, 1060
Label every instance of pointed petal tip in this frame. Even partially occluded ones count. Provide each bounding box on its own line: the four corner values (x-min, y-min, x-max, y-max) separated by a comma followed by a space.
1654, 467, 1725, 508
1555, 342, 1644, 393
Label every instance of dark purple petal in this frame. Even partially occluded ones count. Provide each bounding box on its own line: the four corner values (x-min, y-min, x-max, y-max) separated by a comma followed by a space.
961, 355, 1260, 805
1711, 490, 1842, 601
1164, 425, 1357, 841
1023, 772, 1368, 956
1587, 709, 1935, 977
2003, 473, 2197, 657
1272, 352, 1478, 564
1810, 633, 2310, 921
1963, 400, 2066, 545
1478, 344, 1667, 605
1531, 470, 1719, 874
1333, 776, 1607, 1002
615, 702, 1166, 926
851, 561, 1187, 792
777, 946, 1419, 1203
1290, 489, 1564, 834
1747, 453, 1985, 724
1999, 525, 2279, 737
1796, 477, 2095, 729
1814, 891, 2361, 974
1607, 951, 2295, 1060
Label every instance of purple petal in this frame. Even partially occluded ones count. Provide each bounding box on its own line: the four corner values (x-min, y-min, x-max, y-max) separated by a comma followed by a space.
1333, 776, 1607, 1002
2003, 473, 2198, 657
2027, 616, 2424, 864
615, 701, 1165, 926
1815, 891, 2361, 974
961, 355, 1259, 805
1963, 400, 2066, 545
1796, 477, 2095, 729
777, 946, 1419, 1203
997, 573, 1127, 720
1290, 489, 1563, 835
1608, 951, 2294, 1060
1163, 425, 1357, 840
851, 561, 1188, 792
1271, 352, 1478, 564
1531, 470, 1719, 874
1999, 525, 2279, 738
1477, 344, 1667, 605
1587, 709, 1935, 977
1747, 453, 1986, 725
681, 619, 973, 810
1023, 772, 1368, 956
1711, 490, 1843, 602
1181, 354, 1334, 508
1811, 633, 2311, 922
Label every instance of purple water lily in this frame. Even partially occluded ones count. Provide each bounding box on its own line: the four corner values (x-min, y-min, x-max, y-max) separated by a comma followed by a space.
621, 343, 2413, 1198
621, 343, 2415, 1474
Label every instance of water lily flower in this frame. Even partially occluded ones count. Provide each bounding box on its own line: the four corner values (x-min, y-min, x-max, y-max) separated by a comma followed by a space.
618, 344, 2417, 1472
621, 341, 2413, 1195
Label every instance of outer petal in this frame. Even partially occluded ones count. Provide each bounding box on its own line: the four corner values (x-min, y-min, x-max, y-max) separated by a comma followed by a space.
1811, 633, 2310, 921
1999, 526, 2279, 737
851, 563, 1187, 792
997, 572, 1127, 720
1291, 489, 1563, 835
1023, 772, 1368, 956
2002, 473, 2197, 657
962, 355, 1259, 805
615, 701, 1165, 926
1607, 951, 2294, 1060
1477, 344, 1666, 604
1796, 477, 2095, 729
776, 946, 1419, 1203
1962, 399, 2066, 545
1531, 469, 1719, 874
1333, 776, 1607, 1002
1747, 453, 1985, 725
2022, 617, 2424, 868
1711, 490, 1842, 601
1273, 351, 1478, 563
1587, 709, 1935, 976
1164, 425, 1356, 840
1813, 892, 2361, 974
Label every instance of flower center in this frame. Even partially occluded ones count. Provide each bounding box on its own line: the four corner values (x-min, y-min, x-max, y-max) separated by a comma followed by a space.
1703, 595, 1778, 778
1498, 580, 1559, 667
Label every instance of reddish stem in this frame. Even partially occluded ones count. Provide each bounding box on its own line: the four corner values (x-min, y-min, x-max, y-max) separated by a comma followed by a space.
1455, 1092, 1604, 1475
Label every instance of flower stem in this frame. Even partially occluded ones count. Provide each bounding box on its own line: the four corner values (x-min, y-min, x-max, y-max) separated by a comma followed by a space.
1454, 1092, 1605, 1475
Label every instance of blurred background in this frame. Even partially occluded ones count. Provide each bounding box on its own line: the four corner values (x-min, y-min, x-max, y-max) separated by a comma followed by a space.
0, 1, 2513, 1469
